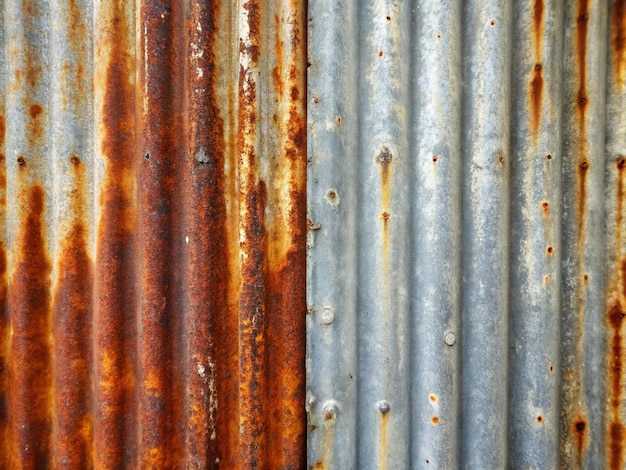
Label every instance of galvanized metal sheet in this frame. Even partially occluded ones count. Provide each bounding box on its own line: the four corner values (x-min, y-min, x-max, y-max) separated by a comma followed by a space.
307, 0, 626, 468
0, 0, 306, 467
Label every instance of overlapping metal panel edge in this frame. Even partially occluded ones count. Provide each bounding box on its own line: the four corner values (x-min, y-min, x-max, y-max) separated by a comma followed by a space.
307, 0, 626, 469
0, 0, 306, 467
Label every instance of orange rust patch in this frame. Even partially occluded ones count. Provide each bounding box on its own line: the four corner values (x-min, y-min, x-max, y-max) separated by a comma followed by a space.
94, 1, 138, 467
574, 418, 587, 458
9, 185, 52, 467
612, 0, 626, 86
431, 416, 439, 425
530, 64, 543, 135
0, 243, 7, 468
29, 104, 43, 119
429, 394, 437, 403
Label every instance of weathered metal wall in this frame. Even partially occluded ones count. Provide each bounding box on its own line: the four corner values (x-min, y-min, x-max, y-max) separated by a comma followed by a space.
0, 0, 306, 468
307, 0, 626, 468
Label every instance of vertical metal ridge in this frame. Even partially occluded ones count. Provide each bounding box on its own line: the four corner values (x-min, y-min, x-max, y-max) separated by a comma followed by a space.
49, 0, 95, 467
94, 0, 139, 466
356, 2, 412, 468
137, 0, 187, 466
0, 3, 8, 467
560, 2, 609, 467
605, 2, 626, 468
409, 1, 463, 468
5, 0, 54, 466
264, 0, 307, 466
508, 1, 564, 468
307, 0, 359, 468
460, 1, 513, 466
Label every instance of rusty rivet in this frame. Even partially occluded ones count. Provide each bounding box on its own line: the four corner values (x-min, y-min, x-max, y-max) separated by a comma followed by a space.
326, 189, 339, 205
490, 20, 495, 26
618, 158, 625, 168
379, 50, 383, 57
386, 16, 391, 21
444, 332, 456, 346
498, 155, 504, 163
579, 96, 587, 104
322, 401, 339, 420
144, 152, 150, 160
542, 202, 549, 210
535, 64, 542, 71
17, 156, 26, 166
320, 308, 334, 325
432, 155, 438, 162
581, 161, 588, 170
313, 97, 319, 104
546, 154, 552, 160
378, 400, 390, 414
382, 212, 390, 220
70, 155, 80, 165
547, 246, 554, 254
576, 421, 585, 432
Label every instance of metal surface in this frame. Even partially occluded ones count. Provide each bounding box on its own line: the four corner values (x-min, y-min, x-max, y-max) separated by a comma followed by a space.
307, 0, 626, 468
0, 0, 306, 467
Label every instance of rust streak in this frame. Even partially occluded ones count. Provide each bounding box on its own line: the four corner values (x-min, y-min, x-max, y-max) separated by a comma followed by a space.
530, 64, 544, 135
607, 157, 626, 469
138, 0, 187, 466
8, 185, 52, 467
380, 412, 388, 470
94, 1, 138, 466
612, 0, 626, 87
576, 0, 590, 123
574, 418, 587, 459
53, 155, 94, 468
0, 112, 6, 469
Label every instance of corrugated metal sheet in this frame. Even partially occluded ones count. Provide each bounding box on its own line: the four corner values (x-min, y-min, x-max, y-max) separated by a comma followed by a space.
0, 0, 306, 467
307, 0, 626, 468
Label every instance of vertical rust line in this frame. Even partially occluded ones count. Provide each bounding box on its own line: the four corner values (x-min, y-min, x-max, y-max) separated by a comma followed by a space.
94, 0, 139, 466
52, 158, 94, 468
51, 0, 94, 466
266, 0, 307, 466
0, 113, 7, 469
137, 0, 186, 466
184, 0, 240, 467
238, 0, 268, 467
7, 0, 53, 465
9, 183, 53, 467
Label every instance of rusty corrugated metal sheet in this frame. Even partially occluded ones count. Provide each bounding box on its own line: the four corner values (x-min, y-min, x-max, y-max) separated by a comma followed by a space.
307, 0, 626, 468
0, 0, 306, 467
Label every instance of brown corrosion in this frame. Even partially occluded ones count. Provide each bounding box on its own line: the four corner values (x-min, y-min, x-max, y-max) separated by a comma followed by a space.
0, 112, 6, 469
606, 157, 626, 469
530, 0, 544, 136
380, 411, 389, 470
137, 0, 188, 466
573, 418, 587, 458
612, 0, 626, 86
183, 0, 240, 467
52, 154, 94, 468
530, 64, 543, 135
94, 1, 138, 466
576, 0, 589, 123
8, 185, 53, 467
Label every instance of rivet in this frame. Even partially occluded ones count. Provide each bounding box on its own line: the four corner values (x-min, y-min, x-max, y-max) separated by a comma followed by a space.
322, 401, 339, 419
444, 332, 456, 346
320, 308, 334, 325
378, 400, 390, 414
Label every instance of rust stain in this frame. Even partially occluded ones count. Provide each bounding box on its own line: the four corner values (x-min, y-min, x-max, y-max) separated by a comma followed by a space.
8, 185, 53, 468
380, 411, 388, 470
573, 417, 587, 458
530, 64, 543, 135
530, 0, 545, 136
0, 243, 7, 469
612, 0, 626, 87
576, 1, 590, 123
52, 155, 94, 468
94, 1, 138, 467
184, 1, 239, 467
138, 0, 188, 466
0, 112, 5, 469
606, 157, 626, 469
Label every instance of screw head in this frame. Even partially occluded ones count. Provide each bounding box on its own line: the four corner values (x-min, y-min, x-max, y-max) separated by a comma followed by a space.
378, 400, 391, 414
320, 308, 334, 325
444, 332, 456, 346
